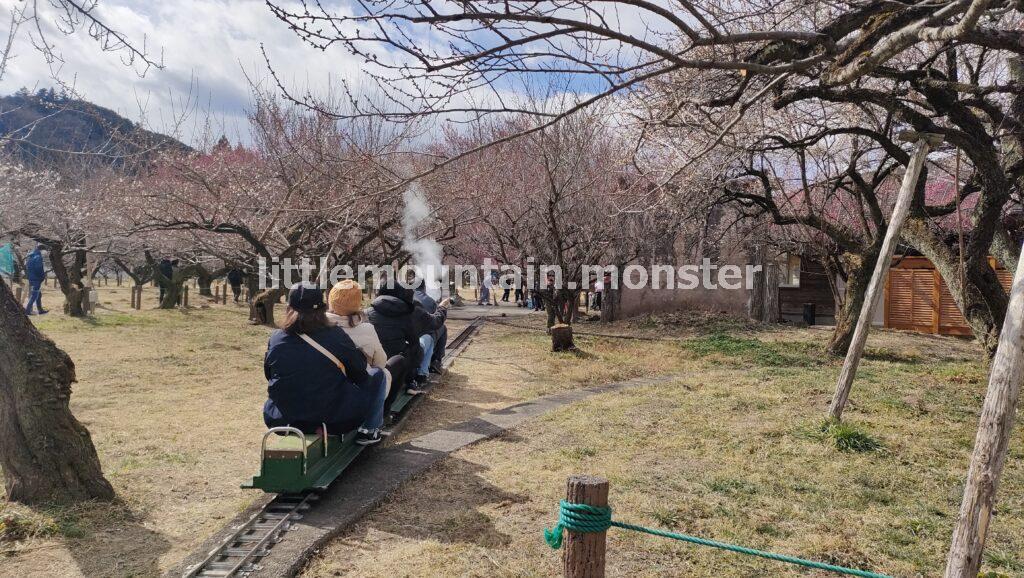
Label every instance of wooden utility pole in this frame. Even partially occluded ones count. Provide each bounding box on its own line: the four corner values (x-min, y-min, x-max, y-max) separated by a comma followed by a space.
563, 475, 609, 578
828, 132, 941, 421
945, 241, 1024, 577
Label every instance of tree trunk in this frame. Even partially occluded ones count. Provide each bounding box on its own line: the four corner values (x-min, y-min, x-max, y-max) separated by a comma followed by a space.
0, 280, 114, 503
826, 250, 879, 356
551, 324, 575, 352
63, 284, 86, 317
197, 272, 213, 297
249, 288, 285, 326
990, 223, 1019, 275
600, 288, 618, 323
761, 262, 780, 323
748, 245, 766, 321
903, 217, 1006, 356
159, 282, 183, 309
49, 248, 88, 317
829, 135, 935, 421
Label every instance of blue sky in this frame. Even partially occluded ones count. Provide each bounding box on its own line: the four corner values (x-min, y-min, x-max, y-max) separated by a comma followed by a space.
0, 0, 662, 147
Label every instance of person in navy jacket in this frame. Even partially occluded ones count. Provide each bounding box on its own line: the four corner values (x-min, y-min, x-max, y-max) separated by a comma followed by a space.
24, 244, 48, 315
263, 282, 389, 445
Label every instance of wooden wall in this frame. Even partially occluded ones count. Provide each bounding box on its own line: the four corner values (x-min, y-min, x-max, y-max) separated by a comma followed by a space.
779, 258, 836, 320
885, 256, 1012, 335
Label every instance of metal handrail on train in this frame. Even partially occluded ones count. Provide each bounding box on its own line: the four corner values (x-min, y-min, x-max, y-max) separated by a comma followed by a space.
260, 426, 308, 474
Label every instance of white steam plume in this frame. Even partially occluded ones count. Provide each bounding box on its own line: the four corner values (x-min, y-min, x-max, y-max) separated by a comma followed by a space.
402, 182, 443, 299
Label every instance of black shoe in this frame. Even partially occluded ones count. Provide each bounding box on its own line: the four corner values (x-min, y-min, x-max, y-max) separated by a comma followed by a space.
429, 363, 443, 374
356, 428, 385, 446
38, 310, 48, 315
407, 376, 430, 395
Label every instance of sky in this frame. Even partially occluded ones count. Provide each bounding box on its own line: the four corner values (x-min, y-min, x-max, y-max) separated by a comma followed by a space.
0, 1, 667, 149
0, 0, 367, 147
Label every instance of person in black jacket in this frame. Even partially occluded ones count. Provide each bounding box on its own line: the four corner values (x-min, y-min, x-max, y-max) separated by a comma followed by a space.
227, 268, 244, 302
366, 281, 447, 398
366, 283, 420, 404
413, 279, 448, 375
263, 282, 389, 445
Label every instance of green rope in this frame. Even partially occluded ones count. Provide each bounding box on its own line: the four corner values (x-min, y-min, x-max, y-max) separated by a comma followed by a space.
544, 501, 892, 578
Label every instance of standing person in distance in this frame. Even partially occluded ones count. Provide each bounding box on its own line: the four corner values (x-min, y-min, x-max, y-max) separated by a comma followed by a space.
227, 268, 244, 303
23, 244, 48, 315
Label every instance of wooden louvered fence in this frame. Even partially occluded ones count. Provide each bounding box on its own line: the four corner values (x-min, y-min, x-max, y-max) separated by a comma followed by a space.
884, 256, 1012, 335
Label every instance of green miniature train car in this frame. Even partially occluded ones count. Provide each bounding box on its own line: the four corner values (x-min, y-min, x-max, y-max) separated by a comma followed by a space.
244, 318, 481, 494
243, 389, 419, 494
242, 426, 364, 494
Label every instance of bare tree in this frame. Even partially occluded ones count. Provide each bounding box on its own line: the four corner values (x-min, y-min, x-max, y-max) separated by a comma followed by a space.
0, 0, 159, 504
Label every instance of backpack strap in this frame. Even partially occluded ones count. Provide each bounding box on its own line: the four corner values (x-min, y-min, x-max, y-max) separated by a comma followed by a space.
298, 334, 347, 376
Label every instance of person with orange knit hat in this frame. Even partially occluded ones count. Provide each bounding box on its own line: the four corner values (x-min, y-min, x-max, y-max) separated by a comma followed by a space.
328, 280, 388, 374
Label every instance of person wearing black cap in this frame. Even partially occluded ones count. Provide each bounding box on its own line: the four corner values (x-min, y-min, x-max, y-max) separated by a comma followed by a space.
262, 282, 390, 445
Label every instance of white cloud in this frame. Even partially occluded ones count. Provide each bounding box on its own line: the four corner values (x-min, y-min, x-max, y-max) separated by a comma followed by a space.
0, 0, 366, 146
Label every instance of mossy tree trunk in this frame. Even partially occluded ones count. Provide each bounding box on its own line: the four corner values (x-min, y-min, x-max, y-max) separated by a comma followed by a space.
826, 249, 879, 356
903, 217, 1006, 357
249, 288, 286, 326
0, 280, 114, 503
197, 268, 214, 297
46, 245, 89, 317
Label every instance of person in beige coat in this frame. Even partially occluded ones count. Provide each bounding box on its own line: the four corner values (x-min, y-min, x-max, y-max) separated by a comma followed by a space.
327, 280, 398, 390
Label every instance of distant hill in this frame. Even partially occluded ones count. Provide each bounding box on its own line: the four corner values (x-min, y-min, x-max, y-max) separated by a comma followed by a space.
0, 88, 191, 173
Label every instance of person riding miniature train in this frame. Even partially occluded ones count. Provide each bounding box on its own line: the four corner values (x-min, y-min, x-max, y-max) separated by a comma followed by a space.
365, 277, 449, 404
262, 282, 389, 446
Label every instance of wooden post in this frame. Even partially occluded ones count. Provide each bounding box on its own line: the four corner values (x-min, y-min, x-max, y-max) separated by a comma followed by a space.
945, 240, 1024, 577
15, 285, 23, 305
221, 283, 228, 304
563, 475, 609, 578
828, 133, 940, 421
182, 285, 189, 308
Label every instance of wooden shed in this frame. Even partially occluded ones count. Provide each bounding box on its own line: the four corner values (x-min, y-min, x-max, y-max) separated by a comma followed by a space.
884, 256, 1012, 335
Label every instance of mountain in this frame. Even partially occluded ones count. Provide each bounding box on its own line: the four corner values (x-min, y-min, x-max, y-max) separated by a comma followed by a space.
0, 88, 192, 173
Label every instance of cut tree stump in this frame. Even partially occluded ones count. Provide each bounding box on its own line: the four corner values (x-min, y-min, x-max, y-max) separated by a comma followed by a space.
551, 324, 575, 351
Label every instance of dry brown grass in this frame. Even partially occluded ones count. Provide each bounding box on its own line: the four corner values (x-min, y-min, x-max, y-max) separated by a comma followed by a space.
302, 318, 1024, 578
3, 289, 1022, 578
1, 284, 269, 577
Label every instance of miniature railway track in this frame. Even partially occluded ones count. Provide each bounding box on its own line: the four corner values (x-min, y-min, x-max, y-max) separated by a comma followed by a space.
182, 317, 484, 578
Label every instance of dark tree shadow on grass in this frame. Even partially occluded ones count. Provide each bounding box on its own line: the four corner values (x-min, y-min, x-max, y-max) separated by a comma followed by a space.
61, 498, 171, 578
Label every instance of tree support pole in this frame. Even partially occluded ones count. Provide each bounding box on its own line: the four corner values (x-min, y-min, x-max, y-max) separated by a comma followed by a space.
945, 240, 1024, 576
828, 132, 941, 421
564, 475, 609, 578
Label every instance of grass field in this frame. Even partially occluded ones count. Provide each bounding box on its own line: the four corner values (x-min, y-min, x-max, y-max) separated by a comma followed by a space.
1, 285, 1022, 577
1, 284, 269, 577
301, 316, 1024, 578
